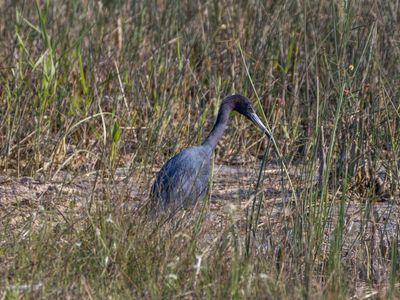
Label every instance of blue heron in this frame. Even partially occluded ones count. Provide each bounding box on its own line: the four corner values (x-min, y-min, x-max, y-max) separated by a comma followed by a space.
150, 94, 271, 212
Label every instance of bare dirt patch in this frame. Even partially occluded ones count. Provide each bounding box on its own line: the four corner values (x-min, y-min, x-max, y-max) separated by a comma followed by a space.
2, 163, 398, 248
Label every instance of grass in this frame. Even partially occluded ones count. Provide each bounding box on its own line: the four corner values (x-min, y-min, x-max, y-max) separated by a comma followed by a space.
1, 0, 400, 298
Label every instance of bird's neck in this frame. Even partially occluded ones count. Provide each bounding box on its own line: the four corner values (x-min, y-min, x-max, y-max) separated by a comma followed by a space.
202, 103, 232, 150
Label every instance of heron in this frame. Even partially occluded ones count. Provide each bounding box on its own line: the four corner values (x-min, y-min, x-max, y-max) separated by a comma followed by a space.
150, 94, 271, 213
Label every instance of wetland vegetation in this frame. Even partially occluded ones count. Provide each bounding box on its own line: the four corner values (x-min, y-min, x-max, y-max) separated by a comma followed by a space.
1, 0, 400, 298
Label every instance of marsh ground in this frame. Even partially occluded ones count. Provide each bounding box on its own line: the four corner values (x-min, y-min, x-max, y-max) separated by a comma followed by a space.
1, 0, 400, 298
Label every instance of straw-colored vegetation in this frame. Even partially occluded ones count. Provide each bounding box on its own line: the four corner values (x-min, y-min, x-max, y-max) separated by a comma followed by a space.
1, 0, 399, 298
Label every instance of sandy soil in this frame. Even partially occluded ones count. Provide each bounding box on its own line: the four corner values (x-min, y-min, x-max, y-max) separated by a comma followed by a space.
1, 163, 399, 254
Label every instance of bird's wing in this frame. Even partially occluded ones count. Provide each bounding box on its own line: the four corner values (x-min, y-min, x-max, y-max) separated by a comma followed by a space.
151, 146, 211, 208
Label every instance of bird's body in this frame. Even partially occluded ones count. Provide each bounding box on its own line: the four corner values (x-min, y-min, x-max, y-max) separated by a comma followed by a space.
151, 145, 212, 209
150, 94, 270, 212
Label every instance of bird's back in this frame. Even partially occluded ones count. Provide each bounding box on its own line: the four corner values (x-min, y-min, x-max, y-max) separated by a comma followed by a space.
150, 145, 212, 211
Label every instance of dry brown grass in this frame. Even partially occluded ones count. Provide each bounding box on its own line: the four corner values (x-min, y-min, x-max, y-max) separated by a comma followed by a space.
1, 0, 400, 298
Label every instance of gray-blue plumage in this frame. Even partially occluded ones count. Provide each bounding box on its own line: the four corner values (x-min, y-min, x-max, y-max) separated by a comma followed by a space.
151, 145, 212, 209
150, 94, 271, 212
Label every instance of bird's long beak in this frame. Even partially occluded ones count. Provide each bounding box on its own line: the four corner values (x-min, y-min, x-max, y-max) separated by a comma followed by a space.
248, 112, 272, 139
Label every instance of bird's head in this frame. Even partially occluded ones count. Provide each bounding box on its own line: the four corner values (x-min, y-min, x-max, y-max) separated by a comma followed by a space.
232, 96, 253, 116
225, 95, 272, 139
